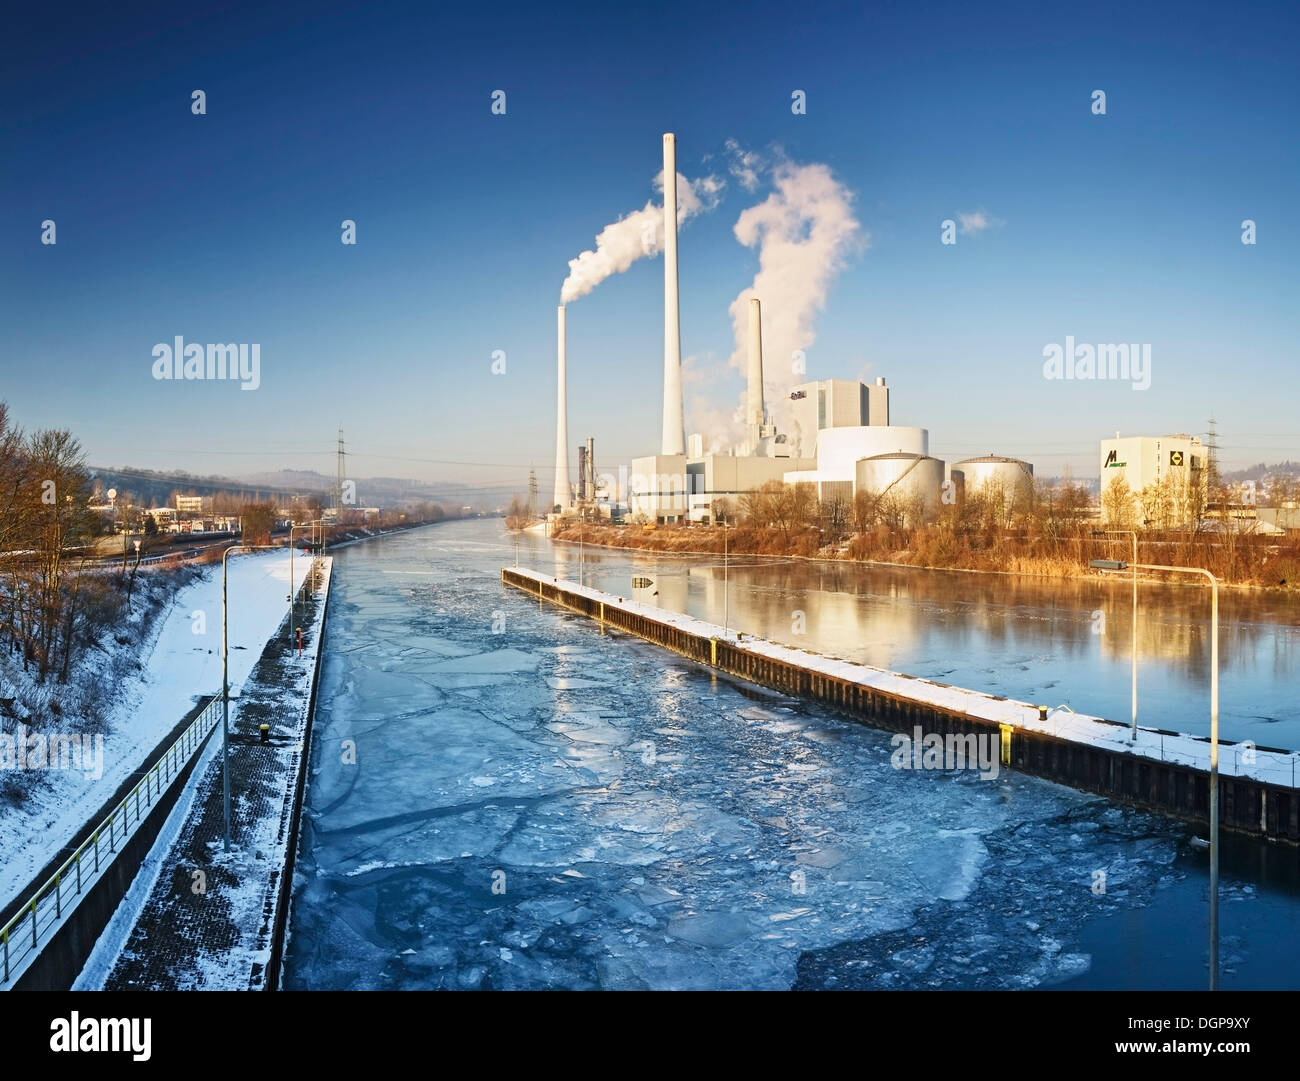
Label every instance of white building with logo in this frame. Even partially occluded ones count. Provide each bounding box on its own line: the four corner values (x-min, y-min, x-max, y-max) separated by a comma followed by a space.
1098, 433, 1206, 525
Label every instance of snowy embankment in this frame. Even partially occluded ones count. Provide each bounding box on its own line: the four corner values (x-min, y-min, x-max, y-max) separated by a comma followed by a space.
510, 567, 1300, 790
75, 559, 333, 991
0, 552, 312, 909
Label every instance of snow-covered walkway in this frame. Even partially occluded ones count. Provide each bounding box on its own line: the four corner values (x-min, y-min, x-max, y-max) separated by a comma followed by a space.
0, 551, 312, 909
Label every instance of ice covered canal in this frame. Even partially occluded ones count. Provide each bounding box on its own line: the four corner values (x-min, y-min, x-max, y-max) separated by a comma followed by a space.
282, 519, 1287, 990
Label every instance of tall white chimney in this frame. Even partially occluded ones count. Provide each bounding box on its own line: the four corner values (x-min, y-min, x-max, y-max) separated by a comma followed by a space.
553, 305, 570, 510
746, 297, 767, 449
661, 133, 685, 456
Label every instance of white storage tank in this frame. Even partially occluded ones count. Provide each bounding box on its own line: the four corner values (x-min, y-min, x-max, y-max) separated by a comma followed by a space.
855, 453, 946, 525
952, 455, 1034, 511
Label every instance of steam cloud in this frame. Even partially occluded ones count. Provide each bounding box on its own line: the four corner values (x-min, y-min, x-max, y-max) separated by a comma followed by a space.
560, 171, 723, 304
715, 157, 861, 448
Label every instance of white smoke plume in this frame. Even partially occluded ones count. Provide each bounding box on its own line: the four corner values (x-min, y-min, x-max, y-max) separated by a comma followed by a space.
719, 156, 862, 449
724, 138, 763, 191
560, 170, 723, 304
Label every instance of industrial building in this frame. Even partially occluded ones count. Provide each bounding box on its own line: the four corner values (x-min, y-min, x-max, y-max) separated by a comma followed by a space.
853, 453, 946, 525
787, 377, 891, 458
556, 131, 1035, 529
1098, 434, 1206, 525
950, 455, 1035, 513
1259, 504, 1300, 533
629, 293, 819, 522
784, 405, 929, 498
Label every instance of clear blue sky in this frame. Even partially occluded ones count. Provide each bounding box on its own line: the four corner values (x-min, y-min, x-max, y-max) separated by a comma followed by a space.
2, 0, 1296, 496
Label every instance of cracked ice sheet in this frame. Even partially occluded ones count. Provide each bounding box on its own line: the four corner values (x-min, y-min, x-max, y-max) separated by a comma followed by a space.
284, 523, 1184, 991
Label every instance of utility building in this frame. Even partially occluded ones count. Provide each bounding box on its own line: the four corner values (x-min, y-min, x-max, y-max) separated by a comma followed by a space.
788, 377, 890, 459
1099, 433, 1206, 525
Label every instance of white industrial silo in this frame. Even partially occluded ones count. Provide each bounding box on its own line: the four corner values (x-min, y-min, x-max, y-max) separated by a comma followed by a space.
952, 455, 1034, 513
855, 453, 947, 526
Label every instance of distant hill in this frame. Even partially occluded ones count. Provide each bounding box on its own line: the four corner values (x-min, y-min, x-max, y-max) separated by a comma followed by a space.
90, 464, 517, 512
237, 470, 517, 509
1221, 461, 1300, 486
89, 466, 322, 509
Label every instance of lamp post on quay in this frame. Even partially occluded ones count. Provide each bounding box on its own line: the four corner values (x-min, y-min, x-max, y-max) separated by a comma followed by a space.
722, 516, 730, 636
1091, 529, 1139, 740
1090, 557, 1220, 990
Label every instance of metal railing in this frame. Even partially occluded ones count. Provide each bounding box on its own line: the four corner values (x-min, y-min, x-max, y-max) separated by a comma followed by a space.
1, 553, 327, 988
1034, 706, 1300, 789
0, 694, 223, 987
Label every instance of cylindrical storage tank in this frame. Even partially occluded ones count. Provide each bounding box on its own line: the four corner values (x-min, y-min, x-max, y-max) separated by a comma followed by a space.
952, 455, 1034, 512
947, 467, 966, 505
855, 453, 946, 525
813, 426, 928, 480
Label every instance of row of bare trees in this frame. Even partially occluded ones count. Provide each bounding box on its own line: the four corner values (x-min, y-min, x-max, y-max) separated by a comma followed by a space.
704, 474, 1294, 584
726, 477, 1092, 545
0, 403, 109, 683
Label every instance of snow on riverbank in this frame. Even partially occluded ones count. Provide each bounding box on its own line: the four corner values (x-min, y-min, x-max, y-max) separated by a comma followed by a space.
0, 551, 312, 908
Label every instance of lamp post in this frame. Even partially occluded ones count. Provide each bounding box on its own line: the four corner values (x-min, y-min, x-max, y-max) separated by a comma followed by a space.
312, 518, 324, 584
220, 544, 291, 852
288, 522, 296, 643
1092, 530, 1139, 740
723, 517, 729, 636
1090, 557, 1220, 989
288, 521, 313, 642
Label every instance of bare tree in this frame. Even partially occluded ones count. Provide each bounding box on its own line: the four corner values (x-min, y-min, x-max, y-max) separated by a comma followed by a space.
505, 494, 530, 530
240, 502, 277, 545
740, 483, 773, 527
1102, 475, 1135, 529
821, 492, 850, 541
851, 489, 875, 534
21, 429, 94, 680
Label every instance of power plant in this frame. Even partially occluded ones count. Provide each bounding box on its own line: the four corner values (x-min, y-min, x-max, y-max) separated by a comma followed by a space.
549, 131, 1034, 525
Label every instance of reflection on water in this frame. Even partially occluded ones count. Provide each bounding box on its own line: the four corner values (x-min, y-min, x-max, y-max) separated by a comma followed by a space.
285, 521, 1300, 991
521, 532, 1300, 749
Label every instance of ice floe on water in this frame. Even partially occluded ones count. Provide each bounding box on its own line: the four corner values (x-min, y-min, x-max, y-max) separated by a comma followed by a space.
284, 524, 1195, 990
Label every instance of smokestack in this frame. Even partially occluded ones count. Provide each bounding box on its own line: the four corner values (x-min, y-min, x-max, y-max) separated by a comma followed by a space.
553, 305, 570, 510
746, 297, 767, 449
661, 133, 684, 456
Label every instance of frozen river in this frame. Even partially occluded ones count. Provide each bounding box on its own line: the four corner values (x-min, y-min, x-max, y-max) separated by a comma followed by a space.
283, 519, 1300, 990
536, 530, 1300, 750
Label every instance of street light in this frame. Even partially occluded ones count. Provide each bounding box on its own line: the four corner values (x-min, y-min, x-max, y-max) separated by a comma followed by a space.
220, 544, 291, 852
1090, 557, 1220, 990
1091, 529, 1139, 741
288, 522, 313, 643
722, 516, 730, 636
310, 518, 324, 588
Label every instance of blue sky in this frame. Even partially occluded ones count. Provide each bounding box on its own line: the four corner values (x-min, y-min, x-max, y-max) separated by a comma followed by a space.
2, 0, 1296, 496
